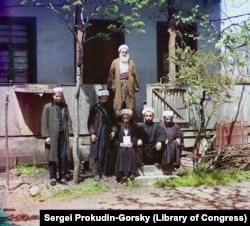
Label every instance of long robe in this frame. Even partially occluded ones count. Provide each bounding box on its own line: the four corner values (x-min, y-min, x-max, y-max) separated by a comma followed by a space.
114, 122, 140, 178
159, 121, 183, 166
107, 58, 140, 117
87, 103, 118, 175
41, 102, 73, 162
138, 122, 166, 165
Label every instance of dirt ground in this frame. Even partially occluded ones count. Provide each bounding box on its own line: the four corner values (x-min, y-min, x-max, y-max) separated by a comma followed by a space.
0, 169, 250, 226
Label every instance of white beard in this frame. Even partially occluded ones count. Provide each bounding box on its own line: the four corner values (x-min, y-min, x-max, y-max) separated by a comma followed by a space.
119, 53, 130, 63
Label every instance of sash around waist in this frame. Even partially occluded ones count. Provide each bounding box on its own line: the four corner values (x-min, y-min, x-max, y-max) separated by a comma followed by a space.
120, 73, 129, 80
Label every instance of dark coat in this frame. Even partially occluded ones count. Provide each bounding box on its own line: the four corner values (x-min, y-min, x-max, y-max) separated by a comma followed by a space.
138, 122, 166, 164
87, 103, 118, 159
107, 58, 140, 117
114, 122, 140, 177
41, 102, 73, 162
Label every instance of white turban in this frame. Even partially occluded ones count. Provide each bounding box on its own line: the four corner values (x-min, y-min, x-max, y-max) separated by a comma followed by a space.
53, 87, 64, 93
118, 44, 129, 53
163, 110, 174, 117
120, 109, 133, 116
97, 89, 109, 97
142, 107, 155, 115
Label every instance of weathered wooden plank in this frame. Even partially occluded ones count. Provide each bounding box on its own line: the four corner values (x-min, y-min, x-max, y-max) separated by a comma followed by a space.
146, 84, 188, 123
0, 84, 106, 136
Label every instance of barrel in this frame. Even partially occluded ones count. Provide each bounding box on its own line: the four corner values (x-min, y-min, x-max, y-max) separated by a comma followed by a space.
216, 121, 248, 147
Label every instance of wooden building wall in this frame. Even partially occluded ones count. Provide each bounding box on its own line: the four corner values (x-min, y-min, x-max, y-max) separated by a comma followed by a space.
0, 84, 105, 168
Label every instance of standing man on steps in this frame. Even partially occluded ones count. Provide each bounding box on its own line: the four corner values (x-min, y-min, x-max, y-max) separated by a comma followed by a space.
107, 44, 140, 118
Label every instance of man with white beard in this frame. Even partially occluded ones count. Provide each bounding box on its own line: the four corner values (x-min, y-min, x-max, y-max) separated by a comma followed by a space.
107, 44, 140, 118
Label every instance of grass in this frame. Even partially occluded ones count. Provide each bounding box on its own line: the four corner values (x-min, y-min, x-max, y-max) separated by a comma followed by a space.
45, 179, 140, 200
10, 164, 47, 176
30, 179, 110, 201
122, 179, 141, 188
8, 164, 250, 200
154, 169, 250, 188
50, 179, 109, 199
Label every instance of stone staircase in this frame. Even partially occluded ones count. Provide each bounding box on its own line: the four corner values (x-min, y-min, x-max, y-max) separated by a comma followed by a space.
135, 153, 193, 186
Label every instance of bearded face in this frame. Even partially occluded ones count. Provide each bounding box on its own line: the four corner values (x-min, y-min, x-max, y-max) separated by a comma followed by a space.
119, 52, 130, 63
165, 121, 174, 127
99, 96, 109, 107
144, 112, 154, 125
164, 116, 174, 127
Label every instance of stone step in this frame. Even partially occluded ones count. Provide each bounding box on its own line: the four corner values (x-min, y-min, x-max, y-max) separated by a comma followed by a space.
138, 164, 164, 176
135, 157, 193, 185
137, 164, 176, 176
135, 174, 178, 186
137, 157, 193, 176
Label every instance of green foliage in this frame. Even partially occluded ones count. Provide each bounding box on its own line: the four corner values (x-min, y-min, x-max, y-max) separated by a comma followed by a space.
49, 179, 109, 199
10, 164, 46, 176
122, 179, 141, 188
216, 20, 250, 77
169, 46, 234, 135
154, 169, 250, 188
20, 0, 148, 34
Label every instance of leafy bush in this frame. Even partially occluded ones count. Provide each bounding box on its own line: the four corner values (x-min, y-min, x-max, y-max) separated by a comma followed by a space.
154, 169, 250, 188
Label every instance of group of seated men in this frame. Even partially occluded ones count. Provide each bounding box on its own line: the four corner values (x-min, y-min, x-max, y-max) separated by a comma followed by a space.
87, 89, 183, 183
114, 107, 183, 182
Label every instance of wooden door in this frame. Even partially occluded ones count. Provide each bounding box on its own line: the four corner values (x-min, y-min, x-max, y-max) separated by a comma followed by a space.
83, 19, 124, 84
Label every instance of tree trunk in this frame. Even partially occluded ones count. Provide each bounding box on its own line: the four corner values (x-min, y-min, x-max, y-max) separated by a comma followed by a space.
167, 0, 176, 82
5, 90, 10, 190
72, 67, 81, 183
168, 28, 176, 82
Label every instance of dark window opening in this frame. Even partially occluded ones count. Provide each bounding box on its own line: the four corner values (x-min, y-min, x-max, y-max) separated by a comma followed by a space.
82, 19, 124, 84
157, 21, 197, 82
0, 17, 37, 85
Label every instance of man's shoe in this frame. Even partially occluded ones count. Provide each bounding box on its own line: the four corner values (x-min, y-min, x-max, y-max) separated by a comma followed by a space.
172, 162, 180, 169
121, 176, 128, 183
50, 179, 56, 186
129, 174, 136, 180
60, 178, 68, 185
154, 162, 160, 167
102, 175, 109, 182
93, 175, 100, 181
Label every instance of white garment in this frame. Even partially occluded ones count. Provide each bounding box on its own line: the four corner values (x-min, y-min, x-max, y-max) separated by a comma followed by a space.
119, 60, 129, 74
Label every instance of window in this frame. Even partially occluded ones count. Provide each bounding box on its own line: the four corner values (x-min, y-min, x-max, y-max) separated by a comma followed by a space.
0, 17, 36, 84
157, 21, 197, 81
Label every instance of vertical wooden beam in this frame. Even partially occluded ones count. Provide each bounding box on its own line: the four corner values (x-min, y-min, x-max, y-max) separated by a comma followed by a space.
168, 28, 176, 82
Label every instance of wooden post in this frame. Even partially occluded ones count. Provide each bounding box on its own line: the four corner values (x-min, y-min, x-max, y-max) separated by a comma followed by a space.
168, 28, 176, 83
5, 89, 10, 191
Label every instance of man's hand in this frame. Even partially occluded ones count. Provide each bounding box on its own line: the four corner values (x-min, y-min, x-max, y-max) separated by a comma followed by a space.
91, 134, 97, 143
137, 139, 143, 146
120, 143, 133, 147
176, 138, 181, 146
156, 142, 162, 151
109, 132, 115, 140
45, 137, 51, 145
